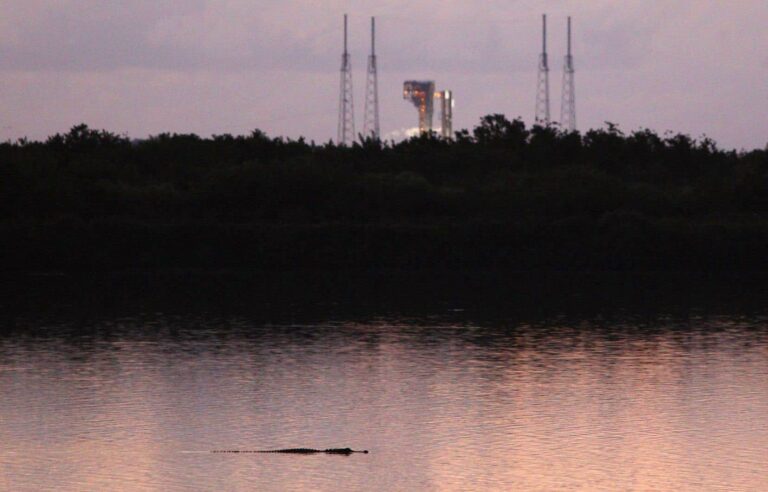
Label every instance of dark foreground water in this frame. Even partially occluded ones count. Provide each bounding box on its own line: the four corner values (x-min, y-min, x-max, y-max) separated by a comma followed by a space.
1, 273, 767, 491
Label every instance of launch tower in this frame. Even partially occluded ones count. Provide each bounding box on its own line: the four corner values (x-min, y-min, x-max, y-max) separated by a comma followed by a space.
403, 81, 435, 134
403, 81, 454, 138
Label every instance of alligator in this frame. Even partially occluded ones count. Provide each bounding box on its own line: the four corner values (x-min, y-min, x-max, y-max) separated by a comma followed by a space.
211, 448, 368, 455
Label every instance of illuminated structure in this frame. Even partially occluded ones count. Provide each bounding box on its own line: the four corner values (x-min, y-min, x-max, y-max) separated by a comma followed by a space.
337, 14, 355, 145
363, 17, 380, 139
535, 14, 551, 125
560, 16, 577, 132
403, 81, 435, 134
403, 81, 454, 138
435, 90, 454, 138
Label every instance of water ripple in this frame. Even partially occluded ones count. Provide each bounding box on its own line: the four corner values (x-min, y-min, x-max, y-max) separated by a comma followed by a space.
1, 316, 767, 490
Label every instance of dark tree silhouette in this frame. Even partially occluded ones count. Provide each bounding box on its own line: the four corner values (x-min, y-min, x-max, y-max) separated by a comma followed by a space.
1, 117, 766, 272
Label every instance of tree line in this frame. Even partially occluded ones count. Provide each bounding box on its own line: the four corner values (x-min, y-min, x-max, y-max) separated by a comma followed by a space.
1, 116, 766, 271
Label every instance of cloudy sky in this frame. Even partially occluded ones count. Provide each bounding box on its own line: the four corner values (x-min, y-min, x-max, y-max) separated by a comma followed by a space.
0, 0, 766, 149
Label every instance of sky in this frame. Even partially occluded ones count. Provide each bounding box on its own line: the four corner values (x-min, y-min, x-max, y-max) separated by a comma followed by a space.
0, 0, 766, 150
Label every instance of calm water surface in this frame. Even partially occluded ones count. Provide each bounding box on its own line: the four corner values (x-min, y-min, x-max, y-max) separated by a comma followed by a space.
1, 275, 767, 491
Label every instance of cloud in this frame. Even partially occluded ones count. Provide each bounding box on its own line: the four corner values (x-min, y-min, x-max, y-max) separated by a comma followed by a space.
0, 0, 643, 74
0, 0, 766, 149
0, 1, 207, 71
383, 127, 421, 142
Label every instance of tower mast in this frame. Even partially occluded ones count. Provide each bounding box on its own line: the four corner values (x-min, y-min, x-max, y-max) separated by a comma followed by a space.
337, 14, 355, 145
535, 14, 551, 125
560, 16, 577, 132
363, 17, 380, 139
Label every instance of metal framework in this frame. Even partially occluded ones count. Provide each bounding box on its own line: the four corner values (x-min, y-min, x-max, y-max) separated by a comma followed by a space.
403, 81, 435, 134
560, 16, 577, 132
337, 14, 355, 145
535, 14, 551, 126
363, 17, 380, 139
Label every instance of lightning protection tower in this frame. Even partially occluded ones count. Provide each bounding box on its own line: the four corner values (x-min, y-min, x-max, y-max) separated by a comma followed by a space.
363, 17, 380, 140
560, 16, 577, 132
535, 14, 551, 126
338, 14, 355, 145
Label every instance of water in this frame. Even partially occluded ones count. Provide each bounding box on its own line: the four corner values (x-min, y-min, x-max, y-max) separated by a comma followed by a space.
1, 274, 767, 490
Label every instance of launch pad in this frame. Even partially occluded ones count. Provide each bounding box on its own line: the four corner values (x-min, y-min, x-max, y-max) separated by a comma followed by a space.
403, 81, 454, 138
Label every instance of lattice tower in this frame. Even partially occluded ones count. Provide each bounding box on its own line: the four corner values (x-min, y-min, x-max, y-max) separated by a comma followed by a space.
560, 16, 577, 132
337, 14, 355, 145
535, 14, 551, 125
363, 17, 380, 140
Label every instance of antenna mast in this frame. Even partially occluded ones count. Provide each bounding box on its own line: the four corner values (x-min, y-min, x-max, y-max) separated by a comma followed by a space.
535, 14, 551, 125
363, 17, 380, 139
337, 14, 355, 145
560, 16, 577, 132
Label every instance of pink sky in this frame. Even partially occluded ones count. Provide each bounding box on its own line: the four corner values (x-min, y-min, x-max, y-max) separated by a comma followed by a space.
0, 0, 766, 149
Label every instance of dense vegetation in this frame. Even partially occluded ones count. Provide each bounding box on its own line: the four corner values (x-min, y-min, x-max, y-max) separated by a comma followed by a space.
1, 115, 767, 272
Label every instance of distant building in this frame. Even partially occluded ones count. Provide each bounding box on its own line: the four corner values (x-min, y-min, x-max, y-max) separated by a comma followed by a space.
403, 81, 454, 138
